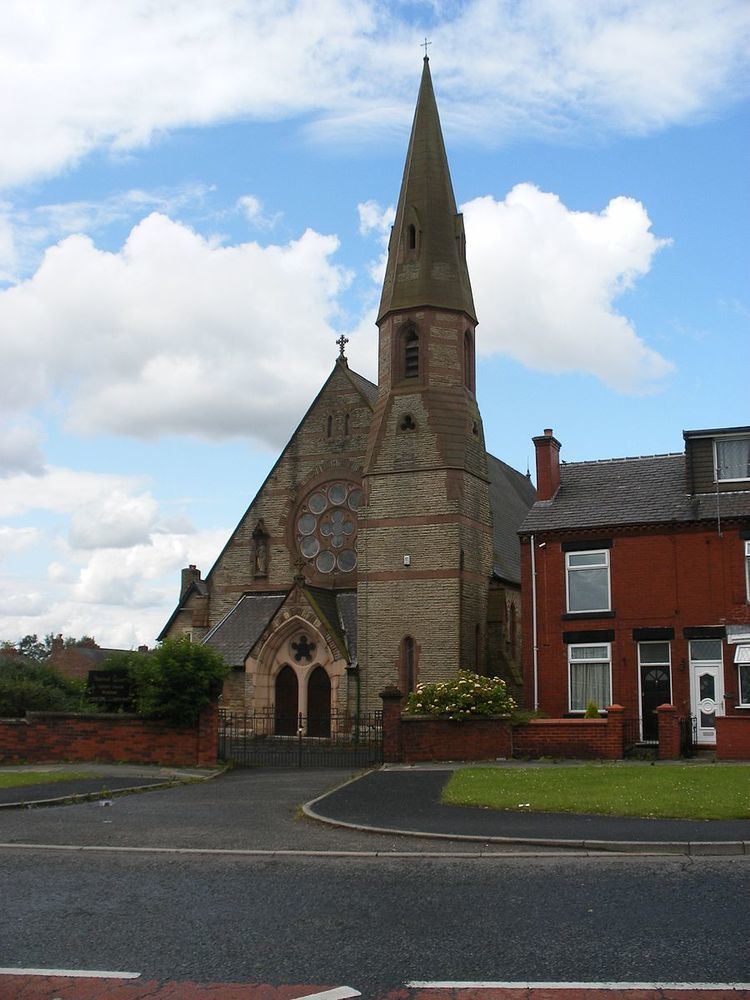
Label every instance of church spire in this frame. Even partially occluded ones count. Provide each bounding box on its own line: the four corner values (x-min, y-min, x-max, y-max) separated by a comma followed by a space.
377, 57, 476, 325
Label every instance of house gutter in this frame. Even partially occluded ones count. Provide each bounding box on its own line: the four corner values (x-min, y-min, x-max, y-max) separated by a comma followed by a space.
530, 532, 539, 711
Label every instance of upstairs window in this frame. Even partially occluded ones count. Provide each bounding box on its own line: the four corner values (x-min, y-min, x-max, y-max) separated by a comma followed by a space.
404, 329, 419, 379
715, 436, 750, 482
407, 224, 417, 250
326, 414, 333, 438
565, 550, 611, 613
745, 541, 750, 602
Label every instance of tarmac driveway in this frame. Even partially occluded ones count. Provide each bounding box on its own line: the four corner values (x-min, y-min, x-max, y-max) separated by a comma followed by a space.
0, 768, 525, 854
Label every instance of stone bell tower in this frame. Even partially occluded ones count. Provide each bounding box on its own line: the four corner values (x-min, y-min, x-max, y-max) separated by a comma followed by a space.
357, 57, 493, 706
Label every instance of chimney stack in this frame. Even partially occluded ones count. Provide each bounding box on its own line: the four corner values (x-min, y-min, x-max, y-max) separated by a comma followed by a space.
532, 428, 562, 501
180, 564, 201, 600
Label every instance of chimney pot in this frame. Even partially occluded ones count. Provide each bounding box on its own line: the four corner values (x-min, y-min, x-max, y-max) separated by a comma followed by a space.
544, 428, 553, 437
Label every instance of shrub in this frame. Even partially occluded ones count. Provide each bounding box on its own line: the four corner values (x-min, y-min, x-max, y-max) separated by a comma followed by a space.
0, 655, 92, 717
104, 638, 229, 726
584, 700, 600, 718
403, 670, 517, 720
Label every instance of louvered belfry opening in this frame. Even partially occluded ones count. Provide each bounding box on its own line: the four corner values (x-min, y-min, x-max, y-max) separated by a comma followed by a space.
404, 329, 419, 378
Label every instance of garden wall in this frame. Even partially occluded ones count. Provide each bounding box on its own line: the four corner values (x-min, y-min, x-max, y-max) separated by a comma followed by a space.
0, 702, 218, 767
715, 716, 750, 761
381, 689, 626, 762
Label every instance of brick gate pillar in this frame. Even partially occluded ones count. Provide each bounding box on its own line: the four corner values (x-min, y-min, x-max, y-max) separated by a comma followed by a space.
657, 704, 680, 760
380, 685, 403, 763
605, 704, 625, 759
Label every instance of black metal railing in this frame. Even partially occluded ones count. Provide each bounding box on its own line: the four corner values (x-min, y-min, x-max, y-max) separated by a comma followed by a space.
679, 715, 697, 758
218, 709, 383, 767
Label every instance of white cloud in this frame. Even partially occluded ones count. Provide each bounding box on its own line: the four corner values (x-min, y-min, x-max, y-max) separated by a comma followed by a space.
68, 492, 160, 550
0, 466, 142, 519
0, 213, 349, 445
0, 462, 226, 646
236, 195, 280, 229
0, 422, 44, 477
463, 183, 673, 392
0, 1, 748, 188
0, 525, 40, 560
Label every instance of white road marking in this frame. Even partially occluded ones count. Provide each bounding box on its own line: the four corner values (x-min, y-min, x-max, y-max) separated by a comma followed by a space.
406, 983, 750, 990
0, 967, 141, 979
291, 989, 361, 1000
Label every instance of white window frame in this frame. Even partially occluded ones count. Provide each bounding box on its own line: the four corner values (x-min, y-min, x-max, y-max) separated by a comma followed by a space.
565, 549, 611, 614
736, 644, 750, 708
745, 541, 750, 603
568, 642, 612, 714
713, 435, 750, 483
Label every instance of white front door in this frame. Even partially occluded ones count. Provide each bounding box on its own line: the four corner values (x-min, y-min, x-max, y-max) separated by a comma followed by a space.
690, 663, 724, 744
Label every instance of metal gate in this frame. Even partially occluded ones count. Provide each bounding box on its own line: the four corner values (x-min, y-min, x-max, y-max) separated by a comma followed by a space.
218, 709, 383, 767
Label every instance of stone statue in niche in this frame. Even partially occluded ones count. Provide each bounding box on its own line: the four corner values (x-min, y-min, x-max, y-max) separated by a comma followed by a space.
252, 520, 268, 578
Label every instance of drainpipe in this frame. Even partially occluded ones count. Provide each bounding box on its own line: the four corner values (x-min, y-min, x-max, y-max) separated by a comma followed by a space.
530, 533, 539, 712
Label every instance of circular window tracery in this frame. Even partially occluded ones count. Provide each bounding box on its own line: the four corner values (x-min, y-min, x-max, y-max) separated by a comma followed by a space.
296, 480, 360, 574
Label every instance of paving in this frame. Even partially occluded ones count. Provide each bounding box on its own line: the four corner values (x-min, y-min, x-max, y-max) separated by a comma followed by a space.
0, 763, 218, 808
1, 762, 749, 855
304, 766, 750, 853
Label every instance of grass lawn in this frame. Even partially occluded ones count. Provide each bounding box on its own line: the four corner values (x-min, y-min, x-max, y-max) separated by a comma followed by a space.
442, 765, 750, 820
0, 771, 95, 790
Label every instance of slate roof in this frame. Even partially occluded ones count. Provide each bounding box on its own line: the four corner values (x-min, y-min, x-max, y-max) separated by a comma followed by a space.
304, 586, 357, 660
378, 57, 476, 324
519, 453, 750, 534
335, 591, 358, 660
345, 367, 378, 407
203, 593, 286, 667
487, 453, 537, 584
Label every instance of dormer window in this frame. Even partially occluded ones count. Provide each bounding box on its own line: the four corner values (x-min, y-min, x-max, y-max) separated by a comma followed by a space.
404, 329, 419, 378
715, 436, 750, 482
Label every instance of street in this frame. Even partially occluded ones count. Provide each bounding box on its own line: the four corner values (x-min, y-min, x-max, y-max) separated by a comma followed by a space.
1, 848, 749, 994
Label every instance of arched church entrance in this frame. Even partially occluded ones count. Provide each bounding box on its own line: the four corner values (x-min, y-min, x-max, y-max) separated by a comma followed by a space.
307, 665, 331, 738
274, 665, 298, 736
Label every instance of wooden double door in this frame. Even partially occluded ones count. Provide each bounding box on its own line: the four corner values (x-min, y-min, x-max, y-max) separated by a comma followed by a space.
274, 665, 331, 737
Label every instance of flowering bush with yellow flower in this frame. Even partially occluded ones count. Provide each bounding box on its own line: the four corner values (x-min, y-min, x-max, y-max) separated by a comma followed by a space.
403, 670, 516, 720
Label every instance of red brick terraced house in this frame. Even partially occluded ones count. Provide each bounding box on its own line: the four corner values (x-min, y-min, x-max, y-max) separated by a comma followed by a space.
518, 426, 750, 752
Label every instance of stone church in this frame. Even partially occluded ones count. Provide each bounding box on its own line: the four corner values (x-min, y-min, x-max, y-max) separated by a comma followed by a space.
159, 58, 536, 725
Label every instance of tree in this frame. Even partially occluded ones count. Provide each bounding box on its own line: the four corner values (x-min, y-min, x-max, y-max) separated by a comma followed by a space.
103, 638, 229, 726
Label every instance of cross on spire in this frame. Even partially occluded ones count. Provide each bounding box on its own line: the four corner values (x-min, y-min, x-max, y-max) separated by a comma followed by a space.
421, 36, 431, 58
336, 334, 349, 360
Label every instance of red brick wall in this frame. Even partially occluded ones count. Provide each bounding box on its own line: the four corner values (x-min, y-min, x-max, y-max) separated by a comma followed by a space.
0, 702, 218, 767
399, 716, 513, 762
513, 711, 624, 760
381, 690, 626, 761
520, 524, 750, 718
715, 715, 750, 760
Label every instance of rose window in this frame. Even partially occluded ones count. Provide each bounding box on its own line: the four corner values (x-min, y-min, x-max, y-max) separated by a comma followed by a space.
296, 481, 362, 574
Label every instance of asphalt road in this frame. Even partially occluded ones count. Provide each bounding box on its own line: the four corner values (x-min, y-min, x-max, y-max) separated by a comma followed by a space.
1, 769, 749, 995
1, 850, 749, 994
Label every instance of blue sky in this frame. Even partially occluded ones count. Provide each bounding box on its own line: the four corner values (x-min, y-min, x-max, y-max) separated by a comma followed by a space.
0, 0, 748, 647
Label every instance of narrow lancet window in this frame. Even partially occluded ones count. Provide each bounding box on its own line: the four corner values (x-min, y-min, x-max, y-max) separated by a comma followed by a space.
403, 636, 416, 693
407, 224, 416, 250
464, 331, 474, 391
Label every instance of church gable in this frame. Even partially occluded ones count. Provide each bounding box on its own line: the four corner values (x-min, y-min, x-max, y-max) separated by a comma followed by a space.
161, 359, 376, 638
